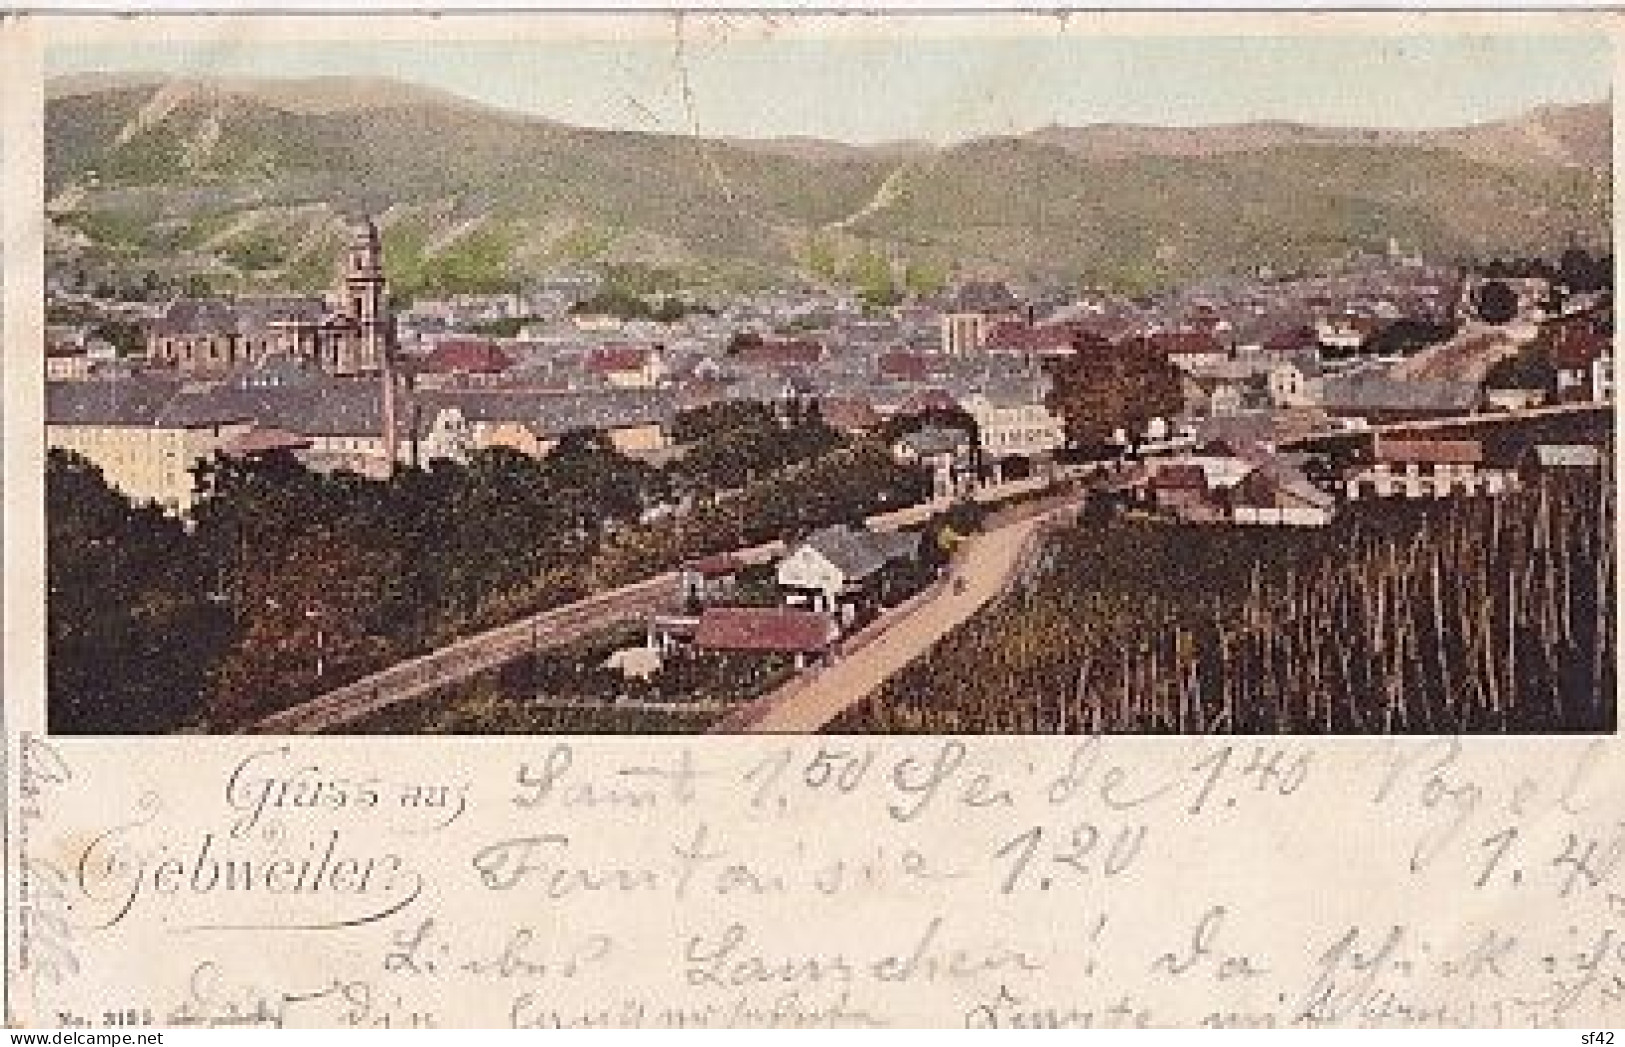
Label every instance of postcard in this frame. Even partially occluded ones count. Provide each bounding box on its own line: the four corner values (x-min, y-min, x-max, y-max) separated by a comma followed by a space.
6, 10, 1624, 1028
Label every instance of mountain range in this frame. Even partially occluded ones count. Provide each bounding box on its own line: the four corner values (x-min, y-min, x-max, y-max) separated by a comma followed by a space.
45, 74, 1613, 297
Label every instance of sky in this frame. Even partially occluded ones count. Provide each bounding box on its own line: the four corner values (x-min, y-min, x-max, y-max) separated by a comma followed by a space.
48, 28, 1613, 145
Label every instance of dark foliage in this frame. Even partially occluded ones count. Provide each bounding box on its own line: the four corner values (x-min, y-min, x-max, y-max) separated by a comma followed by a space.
1045, 338, 1184, 451
48, 450, 232, 733
832, 479, 1614, 735
50, 409, 930, 732
1476, 280, 1520, 325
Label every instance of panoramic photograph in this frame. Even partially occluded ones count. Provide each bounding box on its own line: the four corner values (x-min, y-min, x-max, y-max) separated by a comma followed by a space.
42, 26, 1614, 736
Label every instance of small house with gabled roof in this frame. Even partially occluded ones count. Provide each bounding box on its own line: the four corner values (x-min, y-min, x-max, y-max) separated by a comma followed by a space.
776, 523, 922, 625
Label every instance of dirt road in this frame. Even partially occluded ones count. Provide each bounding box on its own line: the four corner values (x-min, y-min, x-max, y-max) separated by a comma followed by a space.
256, 476, 1074, 734
721, 510, 1052, 733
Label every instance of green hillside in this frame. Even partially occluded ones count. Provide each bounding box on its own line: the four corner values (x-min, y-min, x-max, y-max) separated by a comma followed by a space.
44, 78, 1611, 296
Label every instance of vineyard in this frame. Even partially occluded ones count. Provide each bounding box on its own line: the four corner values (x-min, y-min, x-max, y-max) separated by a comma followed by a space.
830, 475, 1615, 734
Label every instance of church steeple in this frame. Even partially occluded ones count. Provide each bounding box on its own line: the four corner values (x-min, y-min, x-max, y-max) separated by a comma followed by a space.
340, 215, 399, 474
348, 216, 383, 279
343, 216, 390, 374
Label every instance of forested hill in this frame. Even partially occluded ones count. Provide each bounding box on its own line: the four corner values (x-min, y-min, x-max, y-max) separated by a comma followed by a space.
46, 75, 1611, 295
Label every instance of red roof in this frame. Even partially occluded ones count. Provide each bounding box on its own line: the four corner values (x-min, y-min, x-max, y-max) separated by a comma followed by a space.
1149, 463, 1210, 491
684, 553, 745, 578
1375, 439, 1483, 465
878, 351, 941, 381
586, 345, 652, 373
1263, 326, 1317, 353
1065, 327, 1127, 355
1149, 330, 1225, 357
222, 426, 314, 458
983, 321, 1078, 355
678, 377, 731, 401
692, 607, 837, 654
1548, 326, 1608, 370
735, 339, 824, 368
420, 339, 513, 375
1070, 317, 1139, 344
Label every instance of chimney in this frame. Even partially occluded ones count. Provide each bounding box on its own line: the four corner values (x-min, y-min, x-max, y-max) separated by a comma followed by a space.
381, 342, 400, 476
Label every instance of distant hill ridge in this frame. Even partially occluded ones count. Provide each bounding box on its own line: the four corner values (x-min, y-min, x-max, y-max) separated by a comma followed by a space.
47, 72, 505, 117
1025, 103, 1611, 169
45, 73, 1612, 295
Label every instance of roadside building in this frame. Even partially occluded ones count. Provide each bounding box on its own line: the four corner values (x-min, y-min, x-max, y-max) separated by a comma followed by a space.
1320, 373, 1482, 424
679, 554, 745, 611
1229, 458, 1336, 527
1344, 437, 1516, 500
960, 382, 1066, 478
691, 606, 839, 670
892, 425, 976, 500
777, 524, 922, 625
1548, 325, 1614, 404
586, 344, 666, 389
1518, 442, 1606, 487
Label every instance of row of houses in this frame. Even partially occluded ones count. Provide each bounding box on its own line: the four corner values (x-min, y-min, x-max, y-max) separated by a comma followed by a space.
45, 376, 679, 514
46, 352, 1070, 514
1114, 432, 1606, 529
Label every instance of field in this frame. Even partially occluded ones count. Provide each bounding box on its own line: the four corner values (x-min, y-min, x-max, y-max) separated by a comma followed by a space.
831, 476, 1615, 734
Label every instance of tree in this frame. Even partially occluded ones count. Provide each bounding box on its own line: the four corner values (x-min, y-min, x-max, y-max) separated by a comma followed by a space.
93, 319, 147, 357
1475, 280, 1520, 325
434, 448, 569, 615
860, 283, 902, 310
1560, 247, 1608, 294
672, 400, 778, 444
191, 449, 358, 611
847, 250, 899, 310
1359, 319, 1457, 360
48, 449, 229, 733
903, 260, 949, 299
570, 288, 652, 321
1045, 338, 1184, 452
667, 402, 844, 500
804, 235, 839, 282
208, 528, 402, 728
652, 296, 688, 323
1485, 345, 1557, 392
542, 428, 657, 536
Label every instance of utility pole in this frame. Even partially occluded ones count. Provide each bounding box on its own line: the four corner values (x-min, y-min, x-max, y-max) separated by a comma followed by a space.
382, 349, 400, 477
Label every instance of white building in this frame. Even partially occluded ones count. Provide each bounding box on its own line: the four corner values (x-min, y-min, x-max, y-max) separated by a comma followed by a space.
940, 312, 989, 356
1345, 438, 1516, 500
960, 388, 1067, 464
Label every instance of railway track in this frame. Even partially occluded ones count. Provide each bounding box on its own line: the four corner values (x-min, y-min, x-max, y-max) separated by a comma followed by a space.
251, 477, 1076, 734
252, 572, 682, 734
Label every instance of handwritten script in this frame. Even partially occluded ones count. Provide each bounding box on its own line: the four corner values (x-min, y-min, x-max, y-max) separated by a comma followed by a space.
10, 736, 1625, 1028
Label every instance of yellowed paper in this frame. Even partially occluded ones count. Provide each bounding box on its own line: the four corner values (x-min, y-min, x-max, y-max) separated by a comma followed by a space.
7, 11, 1623, 1029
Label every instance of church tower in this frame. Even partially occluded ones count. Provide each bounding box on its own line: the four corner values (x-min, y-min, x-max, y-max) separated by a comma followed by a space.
340, 216, 400, 473
341, 216, 391, 375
